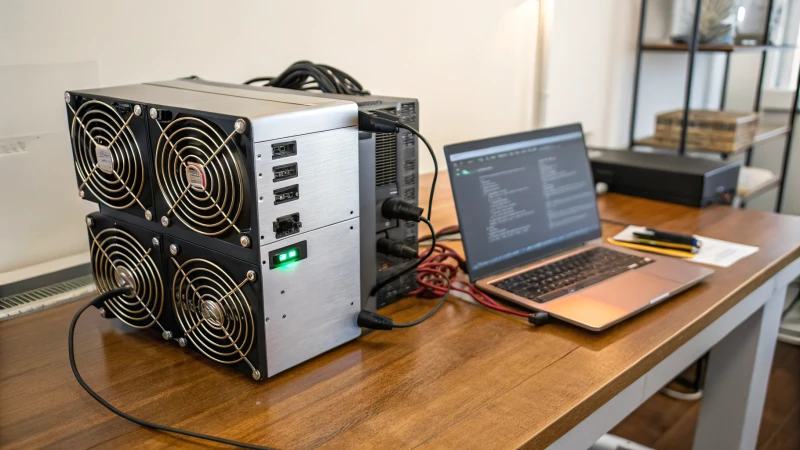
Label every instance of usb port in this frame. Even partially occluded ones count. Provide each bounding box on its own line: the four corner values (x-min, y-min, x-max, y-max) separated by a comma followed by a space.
273, 184, 299, 204
272, 163, 298, 182
271, 141, 297, 159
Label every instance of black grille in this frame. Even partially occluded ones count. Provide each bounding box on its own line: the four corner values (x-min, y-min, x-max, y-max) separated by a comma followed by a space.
375, 131, 397, 187
399, 103, 417, 122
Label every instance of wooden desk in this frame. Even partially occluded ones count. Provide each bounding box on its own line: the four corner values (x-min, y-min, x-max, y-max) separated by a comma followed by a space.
3, 172, 800, 449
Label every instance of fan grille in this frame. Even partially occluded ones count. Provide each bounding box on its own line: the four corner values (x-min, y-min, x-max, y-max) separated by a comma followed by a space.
89, 227, 164, 329
171, 258, 255, 365
154, 117, 245, 236
70, 100, 145, 210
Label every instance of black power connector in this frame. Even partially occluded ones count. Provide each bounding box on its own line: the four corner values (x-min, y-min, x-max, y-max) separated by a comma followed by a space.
381, 197, 423, 223
358, 110, 399, 133
376, 237, 418, 259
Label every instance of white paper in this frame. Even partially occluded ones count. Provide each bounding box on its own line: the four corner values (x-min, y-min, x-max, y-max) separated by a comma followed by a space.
686, 237, 759, 268
612, 226, 759, 268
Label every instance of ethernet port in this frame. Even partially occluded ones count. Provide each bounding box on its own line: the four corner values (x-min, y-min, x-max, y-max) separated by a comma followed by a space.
273, 213, 302, 239
272, 141, 297, 159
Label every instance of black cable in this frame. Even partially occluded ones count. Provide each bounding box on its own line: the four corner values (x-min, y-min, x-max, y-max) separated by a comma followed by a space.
599, 217, 632, 227
392, 274, 451, 328
69, 288, 276, 450
243, 76, 273, 85
369, 217, 437, 297
244, 61, 370, 95
397, 122, 436, 222
359, 218, 451, 329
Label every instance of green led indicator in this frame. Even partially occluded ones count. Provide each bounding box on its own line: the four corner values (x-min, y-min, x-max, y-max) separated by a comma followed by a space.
275, 248, 300, 267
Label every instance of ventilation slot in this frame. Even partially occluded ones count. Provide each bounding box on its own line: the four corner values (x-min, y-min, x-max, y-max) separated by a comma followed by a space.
0, 275, 96, 320
375, 132, 397, 187
399, 103, 417, 122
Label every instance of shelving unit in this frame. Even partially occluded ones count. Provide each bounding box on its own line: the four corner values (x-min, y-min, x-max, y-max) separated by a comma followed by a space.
628, 0, 799, 212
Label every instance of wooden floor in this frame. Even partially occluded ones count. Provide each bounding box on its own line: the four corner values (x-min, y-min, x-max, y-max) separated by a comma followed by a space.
611, 342, 800, 449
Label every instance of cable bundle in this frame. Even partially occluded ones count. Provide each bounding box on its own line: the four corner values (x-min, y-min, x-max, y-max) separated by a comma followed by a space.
409, 243, 533, 319
244, 61, 370, 95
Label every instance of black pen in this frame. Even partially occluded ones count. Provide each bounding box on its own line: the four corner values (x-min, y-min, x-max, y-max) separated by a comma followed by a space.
634, 228, 702, 248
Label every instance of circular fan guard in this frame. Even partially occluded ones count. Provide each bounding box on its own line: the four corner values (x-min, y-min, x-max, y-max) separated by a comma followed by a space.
71, 100, 145, 209
172, 258, 255, 364
90, 228, 164, 328
155, 117, 245, 236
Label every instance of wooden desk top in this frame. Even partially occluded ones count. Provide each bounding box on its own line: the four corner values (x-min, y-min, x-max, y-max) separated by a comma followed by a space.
3, 172, 800, 450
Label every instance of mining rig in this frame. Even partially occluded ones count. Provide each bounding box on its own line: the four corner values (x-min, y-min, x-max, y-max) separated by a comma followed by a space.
66, 82, 361, 379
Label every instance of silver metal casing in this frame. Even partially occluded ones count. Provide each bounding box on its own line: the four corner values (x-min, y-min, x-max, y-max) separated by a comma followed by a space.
65, 82, 362, 378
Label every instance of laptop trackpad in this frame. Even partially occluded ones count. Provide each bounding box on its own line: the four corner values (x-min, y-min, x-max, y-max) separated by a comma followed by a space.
580, 271, 683, 312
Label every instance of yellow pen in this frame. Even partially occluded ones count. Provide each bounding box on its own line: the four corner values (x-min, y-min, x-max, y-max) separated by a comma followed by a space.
607, 238, 696, 259
634, 237, 699, 253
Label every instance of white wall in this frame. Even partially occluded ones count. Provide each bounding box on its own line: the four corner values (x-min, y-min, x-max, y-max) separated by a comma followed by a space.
544, 0, 723, 146
0, 0, 540, 274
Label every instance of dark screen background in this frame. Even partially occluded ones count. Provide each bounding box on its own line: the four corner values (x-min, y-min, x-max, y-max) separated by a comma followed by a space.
447, 129, 601, 280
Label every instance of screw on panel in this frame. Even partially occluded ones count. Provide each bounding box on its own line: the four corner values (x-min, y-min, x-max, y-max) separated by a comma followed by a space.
145, 210, 153, 221
161, 216, 170, 227
234, 119, 247, 134
169, 244, 180, 256
149, 107, 158, 120
178, 337, 188, 347
79, 190, 85, 198
162, 331, 173, 340
64, 92, 71, 104
133, 105, 142, 116
152, 237, 160, 248
240, 235, 251, 248
99, 307, 106, 318
246, 270, 257, 282
86, 217, 94, 228
252, 369, 261, 381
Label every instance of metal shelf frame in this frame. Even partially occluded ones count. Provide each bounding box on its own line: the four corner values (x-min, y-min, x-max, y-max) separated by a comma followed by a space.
628, 0, 797, 212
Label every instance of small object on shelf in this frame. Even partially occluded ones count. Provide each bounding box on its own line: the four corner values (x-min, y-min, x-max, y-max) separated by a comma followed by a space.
635, 122, 788, 154
671, 0, 738, 45
736, 166, 779, 199
653, 109, 759, 153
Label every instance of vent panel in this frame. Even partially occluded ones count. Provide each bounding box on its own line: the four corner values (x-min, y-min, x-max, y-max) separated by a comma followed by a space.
375, 131, 397, 186
69, 99, 146, 210
89, 226, 165, 329
171, 257, 256, 366
153, 116, 246, 236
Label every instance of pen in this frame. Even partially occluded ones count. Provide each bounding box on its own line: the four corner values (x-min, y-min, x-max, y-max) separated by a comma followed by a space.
634, 237, 699, 254
634, 229, 702, 248
608, 239, 695, 259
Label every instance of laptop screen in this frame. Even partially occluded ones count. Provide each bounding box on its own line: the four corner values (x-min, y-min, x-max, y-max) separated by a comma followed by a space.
444, 124, 601, 281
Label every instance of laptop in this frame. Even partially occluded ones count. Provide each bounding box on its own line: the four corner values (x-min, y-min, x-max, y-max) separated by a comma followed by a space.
444, 124, 714, 331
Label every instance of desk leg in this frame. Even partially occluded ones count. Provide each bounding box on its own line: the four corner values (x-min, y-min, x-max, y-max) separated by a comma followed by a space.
692, 284, 785, 450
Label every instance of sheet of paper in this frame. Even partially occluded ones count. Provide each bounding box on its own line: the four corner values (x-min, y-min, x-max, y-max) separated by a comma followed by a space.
687, 236, 759, 268
612, 226, 758, 268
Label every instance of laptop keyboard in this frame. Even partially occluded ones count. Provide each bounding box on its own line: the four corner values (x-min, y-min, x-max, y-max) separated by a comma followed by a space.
492, 247, 653, 304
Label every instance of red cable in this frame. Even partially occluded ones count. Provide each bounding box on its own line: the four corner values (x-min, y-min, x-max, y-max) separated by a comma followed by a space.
409, 242, 530, 319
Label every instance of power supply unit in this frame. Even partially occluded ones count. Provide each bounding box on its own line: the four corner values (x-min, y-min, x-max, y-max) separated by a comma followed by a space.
65, 82, 362, 379
177, 78, 421, 310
